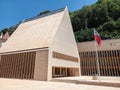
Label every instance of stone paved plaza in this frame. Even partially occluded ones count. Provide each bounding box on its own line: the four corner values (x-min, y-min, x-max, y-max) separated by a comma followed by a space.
0, 76, 120, 90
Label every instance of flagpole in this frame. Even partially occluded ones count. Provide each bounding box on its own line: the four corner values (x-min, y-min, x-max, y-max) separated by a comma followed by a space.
94, 40, 101, 82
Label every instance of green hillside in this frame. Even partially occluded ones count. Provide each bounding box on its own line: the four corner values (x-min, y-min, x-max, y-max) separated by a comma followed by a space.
1, 0, 120, 42
70, 0, 120, 42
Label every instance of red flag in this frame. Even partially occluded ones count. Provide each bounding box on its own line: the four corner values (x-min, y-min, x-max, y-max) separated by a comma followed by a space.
94, 29, 101, 47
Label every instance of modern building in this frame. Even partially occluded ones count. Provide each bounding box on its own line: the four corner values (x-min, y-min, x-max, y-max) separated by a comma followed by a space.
77, 39, 120, 76
0, 7, 80, 81
0, 32, 9, 48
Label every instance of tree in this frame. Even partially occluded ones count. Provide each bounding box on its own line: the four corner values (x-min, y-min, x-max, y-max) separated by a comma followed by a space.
37, 10, 50, 16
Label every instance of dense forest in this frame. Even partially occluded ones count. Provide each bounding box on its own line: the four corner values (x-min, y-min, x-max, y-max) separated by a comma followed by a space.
1, 0, 120, 42
70, 0, 120, 42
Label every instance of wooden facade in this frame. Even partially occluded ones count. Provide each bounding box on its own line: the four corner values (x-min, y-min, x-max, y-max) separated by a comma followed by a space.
0, 52, 36, 79
79, 50, 120, 76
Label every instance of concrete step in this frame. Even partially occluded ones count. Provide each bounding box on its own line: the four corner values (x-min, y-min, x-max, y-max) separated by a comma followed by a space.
52, 78, 120, 88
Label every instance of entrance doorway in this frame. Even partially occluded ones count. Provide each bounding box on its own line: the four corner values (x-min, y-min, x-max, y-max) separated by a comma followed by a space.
52, 67, 79, 78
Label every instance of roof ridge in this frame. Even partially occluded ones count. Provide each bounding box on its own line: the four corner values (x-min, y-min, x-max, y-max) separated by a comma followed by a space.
23, 7, 65, 23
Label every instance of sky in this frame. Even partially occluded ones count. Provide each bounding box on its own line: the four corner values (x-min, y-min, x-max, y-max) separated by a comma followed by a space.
0, 0, 97, 30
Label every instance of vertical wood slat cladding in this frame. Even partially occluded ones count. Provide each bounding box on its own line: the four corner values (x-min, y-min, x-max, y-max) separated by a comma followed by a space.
115, 50, 120, 76
113, 50, 119, 76
0, 52, 36, 79
79, 50, 120, 76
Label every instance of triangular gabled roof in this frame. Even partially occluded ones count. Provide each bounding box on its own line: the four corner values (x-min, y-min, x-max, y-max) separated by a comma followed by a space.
0, 8, 66, 53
